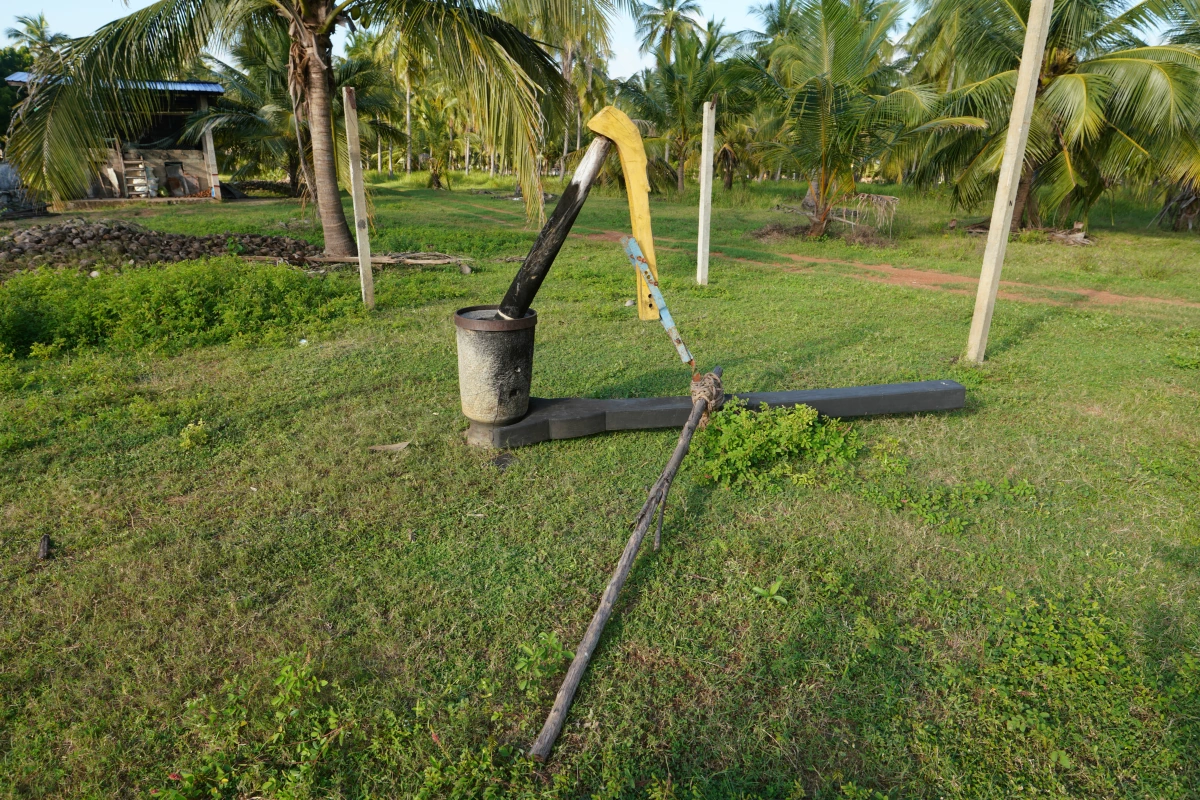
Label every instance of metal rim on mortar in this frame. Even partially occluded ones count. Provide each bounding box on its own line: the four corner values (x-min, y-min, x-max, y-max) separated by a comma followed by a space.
453, 305, 537, 332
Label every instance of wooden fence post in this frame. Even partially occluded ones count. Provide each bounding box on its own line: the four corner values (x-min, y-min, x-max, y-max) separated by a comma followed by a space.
696, 100, 716, 285
343, 86, 375, 310
966, 0, 1054, 363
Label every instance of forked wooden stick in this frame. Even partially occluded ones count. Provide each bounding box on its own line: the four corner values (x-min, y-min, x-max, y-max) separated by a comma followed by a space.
529, 368, 722, 762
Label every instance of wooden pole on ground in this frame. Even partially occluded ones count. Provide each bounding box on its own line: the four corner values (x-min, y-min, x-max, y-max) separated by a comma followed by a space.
696, 100, 716, 285
342, 87, 375, 310
966, 0, 1054, 364
529, 369, 722, 762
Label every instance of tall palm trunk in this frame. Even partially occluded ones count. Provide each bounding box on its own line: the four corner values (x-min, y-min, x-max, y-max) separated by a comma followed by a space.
405, 74, 412, 174
560, 42, 573, 175
1011, 165, 1039, 232
676, 141, 685, 192
302, 31, 355, 256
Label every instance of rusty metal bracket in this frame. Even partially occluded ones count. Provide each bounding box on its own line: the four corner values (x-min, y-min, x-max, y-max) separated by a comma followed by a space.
621, 236, 694, 369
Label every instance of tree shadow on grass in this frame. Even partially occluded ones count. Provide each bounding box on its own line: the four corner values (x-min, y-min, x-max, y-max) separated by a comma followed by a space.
982, 304, 1066, 360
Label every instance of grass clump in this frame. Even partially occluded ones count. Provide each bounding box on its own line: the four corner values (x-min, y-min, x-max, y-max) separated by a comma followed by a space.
0, 258, 362, 357
694, 400, 861, 490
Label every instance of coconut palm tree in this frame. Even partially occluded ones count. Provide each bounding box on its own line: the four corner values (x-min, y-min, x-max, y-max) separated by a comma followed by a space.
749, 0, 803, 47
6, 0, 564, 256
188, 21, 400, 197
635, 0, 701, 62
906, 0, 1200, 229
4, 14, 69, 63
745, 0, 983, 236
617, 30, 747, 191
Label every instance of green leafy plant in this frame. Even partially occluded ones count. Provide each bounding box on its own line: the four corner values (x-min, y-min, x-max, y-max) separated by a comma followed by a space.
0, 258, 363, 357
694, 401, 861, 490
224, 236, 246, 256
179, 420, 210, 450
752, 579, 788, 604
514, 632, 573, 699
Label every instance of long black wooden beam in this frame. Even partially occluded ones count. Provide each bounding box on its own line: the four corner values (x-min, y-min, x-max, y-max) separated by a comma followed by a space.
497, 136, 613, 319
470, 380, 966, 448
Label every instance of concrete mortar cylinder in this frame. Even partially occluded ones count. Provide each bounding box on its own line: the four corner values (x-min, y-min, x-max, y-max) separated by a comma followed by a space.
454, 305, 537, 427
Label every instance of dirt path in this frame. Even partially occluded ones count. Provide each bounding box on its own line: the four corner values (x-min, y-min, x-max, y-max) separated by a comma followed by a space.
774, 252, 1200, 310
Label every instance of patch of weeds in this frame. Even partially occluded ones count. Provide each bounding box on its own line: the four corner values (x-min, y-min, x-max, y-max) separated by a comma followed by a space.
1015, 230, 1046, 245
1137, 454, 1197, 485
859, 476, 1037, 537
178, 420, 210, 450
856, 440, 1040, 535
908, 591, 1185, 796
514, 632, 573, 700
0, 259, 363, 357
155, 654, 565, 799
1167, 350, 1200, 369
0, 345, 19, 390
694, 401, 861, 491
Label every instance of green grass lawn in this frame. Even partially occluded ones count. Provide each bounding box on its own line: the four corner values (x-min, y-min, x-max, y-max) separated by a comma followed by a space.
2, 176, 1199, 798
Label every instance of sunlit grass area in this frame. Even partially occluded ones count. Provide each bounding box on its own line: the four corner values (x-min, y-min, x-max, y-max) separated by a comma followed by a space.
1, 180, 1198, 798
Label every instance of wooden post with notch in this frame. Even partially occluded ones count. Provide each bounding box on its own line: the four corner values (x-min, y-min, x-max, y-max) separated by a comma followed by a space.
343, 87, 375, 310
696, 100, 716, 285
966, 0, 1054, 363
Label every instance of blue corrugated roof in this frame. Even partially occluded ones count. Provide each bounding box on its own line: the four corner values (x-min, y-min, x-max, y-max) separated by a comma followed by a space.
5, 71, 223, 94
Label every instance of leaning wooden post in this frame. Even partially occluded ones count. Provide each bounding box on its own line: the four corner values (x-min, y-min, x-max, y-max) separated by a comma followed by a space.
529, 369, 722, 762
696, 100, 716, 285
197, 98, 222, 200
342, 87, 375, 310
966, 0, 1054, 363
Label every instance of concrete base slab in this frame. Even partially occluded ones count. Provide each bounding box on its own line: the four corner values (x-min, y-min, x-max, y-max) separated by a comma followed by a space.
468, 379, 966, 449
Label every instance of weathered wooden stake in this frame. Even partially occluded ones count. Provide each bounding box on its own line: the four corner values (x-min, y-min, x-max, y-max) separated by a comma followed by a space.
198, 98, 222, 200
966, 0, 1054, 364
696, 100, 716, 286
529, 369, 721, 762
342, 87, 375, 310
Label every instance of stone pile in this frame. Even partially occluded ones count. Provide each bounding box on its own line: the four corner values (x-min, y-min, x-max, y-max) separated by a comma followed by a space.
0, 218, 323, 273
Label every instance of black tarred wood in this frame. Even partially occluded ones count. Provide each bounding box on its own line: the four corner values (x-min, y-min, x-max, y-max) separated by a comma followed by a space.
497, 136, 612, 319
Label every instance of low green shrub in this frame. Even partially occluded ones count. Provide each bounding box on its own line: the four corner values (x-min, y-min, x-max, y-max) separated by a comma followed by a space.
694, 401, 862, 490
0, 259, 362, 356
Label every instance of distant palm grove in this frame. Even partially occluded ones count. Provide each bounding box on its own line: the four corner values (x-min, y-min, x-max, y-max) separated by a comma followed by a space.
6, 0, 1200, 249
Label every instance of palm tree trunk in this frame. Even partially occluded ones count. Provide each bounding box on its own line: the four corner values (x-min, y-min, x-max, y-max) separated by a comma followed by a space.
405, 75, 412, 175
388, 142, 393, 179
1011, 165, 1034, 232
291, 113, 317, 202
305, 36, 355, 256
560, 42, 573, 175
723, 161, 733, 191
677, 142, 685, 192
